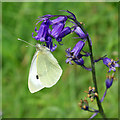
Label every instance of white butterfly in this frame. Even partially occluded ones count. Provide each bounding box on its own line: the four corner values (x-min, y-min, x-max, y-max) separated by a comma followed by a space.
18, 38, 62, 93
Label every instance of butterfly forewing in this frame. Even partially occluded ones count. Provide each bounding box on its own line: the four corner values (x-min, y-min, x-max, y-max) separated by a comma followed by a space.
28, 51, 44, 93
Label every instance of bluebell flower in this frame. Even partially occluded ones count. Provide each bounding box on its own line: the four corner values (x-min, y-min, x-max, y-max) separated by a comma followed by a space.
100, 74, 114, 104
71, 40, 85, 57
32, 19, 50, 41
65, 40, 85, 65
50, 22, 71, 43
102, 57, 120, 72
73, 26, 92, 45
105, 74, 114, 89
74, 26, 87, 39
50, 17, 71, 42
56, 27, 71, 42
65, 41, 91, 71
50, 21, 66, 38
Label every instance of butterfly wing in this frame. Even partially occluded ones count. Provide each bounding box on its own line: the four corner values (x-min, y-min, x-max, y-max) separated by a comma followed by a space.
28, 51, 44, 93
36, 50, 62, 87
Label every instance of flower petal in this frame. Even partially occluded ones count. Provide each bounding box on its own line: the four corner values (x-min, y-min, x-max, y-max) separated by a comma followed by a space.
57, 27, 71, 38
51, 16, 67, 25
51, 22, 64, 38
71, 41, 85, 57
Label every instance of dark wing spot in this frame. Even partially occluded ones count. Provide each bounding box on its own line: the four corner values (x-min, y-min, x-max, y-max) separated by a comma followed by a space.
36, 75, 39, 79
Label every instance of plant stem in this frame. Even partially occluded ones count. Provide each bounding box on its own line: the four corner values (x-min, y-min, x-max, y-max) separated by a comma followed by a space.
86, 35, 107, 119
69, 17, 107, 119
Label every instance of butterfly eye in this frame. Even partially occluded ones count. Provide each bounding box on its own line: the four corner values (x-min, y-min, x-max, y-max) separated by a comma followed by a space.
36, 75, 39, 79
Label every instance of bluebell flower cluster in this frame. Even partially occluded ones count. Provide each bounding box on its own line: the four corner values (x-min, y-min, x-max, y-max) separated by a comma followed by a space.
32, 15, 71, 51
32, 11, 92, 70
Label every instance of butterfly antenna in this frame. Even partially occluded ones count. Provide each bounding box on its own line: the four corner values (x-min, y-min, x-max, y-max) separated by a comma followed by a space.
18, 38, 35, 47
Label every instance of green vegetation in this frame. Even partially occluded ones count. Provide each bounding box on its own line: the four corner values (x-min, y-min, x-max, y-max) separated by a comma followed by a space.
2, 2, 118, 118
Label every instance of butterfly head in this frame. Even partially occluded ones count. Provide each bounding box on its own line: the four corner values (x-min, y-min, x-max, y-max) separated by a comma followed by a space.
35, 43, 50, 52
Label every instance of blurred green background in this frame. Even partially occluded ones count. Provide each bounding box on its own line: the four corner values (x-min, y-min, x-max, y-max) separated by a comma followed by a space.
2, 2, 118, 118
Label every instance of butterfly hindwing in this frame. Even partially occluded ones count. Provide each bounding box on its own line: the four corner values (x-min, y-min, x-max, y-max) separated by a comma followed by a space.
36, 50, 62, 87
